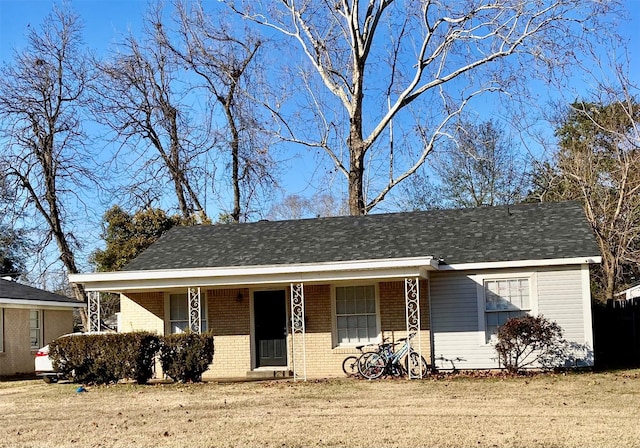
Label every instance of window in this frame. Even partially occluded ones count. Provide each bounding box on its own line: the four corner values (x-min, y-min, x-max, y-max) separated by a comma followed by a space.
484, 278, 530, 342
30, 310, 42, 350
169, 293, 207, 334
335, 285, 378, 345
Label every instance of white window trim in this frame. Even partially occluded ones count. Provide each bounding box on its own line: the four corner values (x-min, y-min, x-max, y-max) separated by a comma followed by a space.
331, 283, 382, 348
474, 272, 538, 346
30, 309, 43, 350
164, 291, 208, 335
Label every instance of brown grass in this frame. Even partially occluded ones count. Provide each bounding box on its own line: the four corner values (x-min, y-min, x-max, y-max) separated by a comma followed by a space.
1, 370, 639, 448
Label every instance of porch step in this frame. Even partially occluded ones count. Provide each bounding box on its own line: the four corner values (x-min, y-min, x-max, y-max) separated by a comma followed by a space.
246, 370, 293, 379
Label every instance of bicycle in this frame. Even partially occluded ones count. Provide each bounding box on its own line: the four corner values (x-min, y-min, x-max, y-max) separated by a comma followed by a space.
358, 333, 430, 379
342, 338, 393, 376
342, 344, 370, 376
434, 355, 466, 373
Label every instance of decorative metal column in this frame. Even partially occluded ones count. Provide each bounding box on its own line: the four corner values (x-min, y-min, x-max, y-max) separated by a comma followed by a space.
88, 290, 101, 333
290, 283, 307, 381
188, 287, 202, 334
405, 277, 423, 379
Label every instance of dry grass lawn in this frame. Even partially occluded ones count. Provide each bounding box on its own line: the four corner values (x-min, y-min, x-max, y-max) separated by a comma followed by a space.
1, 370, 639, 448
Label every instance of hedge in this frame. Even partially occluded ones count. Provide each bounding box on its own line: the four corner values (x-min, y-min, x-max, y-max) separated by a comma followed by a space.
48, 331, 214, 385
159, 332, 215, 383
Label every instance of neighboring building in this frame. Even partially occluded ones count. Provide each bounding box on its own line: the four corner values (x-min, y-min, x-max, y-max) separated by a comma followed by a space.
0, 278, 85, 377
70, 201, 601, 380
616, 284, 640, 301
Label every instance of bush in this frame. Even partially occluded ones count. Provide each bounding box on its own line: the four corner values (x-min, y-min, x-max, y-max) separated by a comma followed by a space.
49, 332, 160, 385
159, 332, 215, 383
494, 315, 566, 373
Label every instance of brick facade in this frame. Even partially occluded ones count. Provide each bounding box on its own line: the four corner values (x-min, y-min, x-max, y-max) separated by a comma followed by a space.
0, 308, 74, 376
120, 292, 164, 334
121, 280, 431, 380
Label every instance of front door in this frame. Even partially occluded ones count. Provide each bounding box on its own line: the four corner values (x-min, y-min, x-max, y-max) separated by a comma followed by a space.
254, 290, 287, 367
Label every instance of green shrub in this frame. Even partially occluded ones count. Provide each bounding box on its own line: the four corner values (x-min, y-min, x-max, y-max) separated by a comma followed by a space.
494, 315, 566, 373
159, 332, 215, 383
49, 332, 160, 385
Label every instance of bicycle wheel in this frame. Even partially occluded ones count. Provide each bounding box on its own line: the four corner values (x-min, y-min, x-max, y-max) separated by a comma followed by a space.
404, 351, 429, 378
342, 355, 359, 376
358, 352, 386, 380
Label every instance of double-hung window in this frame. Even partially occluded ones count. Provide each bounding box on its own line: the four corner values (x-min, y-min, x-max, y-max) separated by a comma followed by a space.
30, 310, 42, 350
484, 278, 530, 342
335, 285, 378, 346
169, 293, 207, 334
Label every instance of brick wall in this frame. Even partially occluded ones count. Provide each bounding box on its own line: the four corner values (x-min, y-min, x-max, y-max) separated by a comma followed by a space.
43, 310, 74, 345
290, 281, 431, 378
120, 292, 164, 334
203, 288, 251, 379
0, 308, 74, 376
119, 280, 432, 380
378, 280, 431, 363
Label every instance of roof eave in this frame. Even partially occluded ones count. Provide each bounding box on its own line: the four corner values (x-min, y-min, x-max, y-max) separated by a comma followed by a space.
437, 256, 602, 271
69, 257, 438, 292
0, 298, 86, 309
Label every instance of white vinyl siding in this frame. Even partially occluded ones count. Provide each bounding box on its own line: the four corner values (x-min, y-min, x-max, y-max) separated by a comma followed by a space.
335, 285, 378, 346
536, 267, 586, 344
30, 309, 42, 350
431, 267, 591, 370
169, 293, 207, 334
430, 272, 497, 369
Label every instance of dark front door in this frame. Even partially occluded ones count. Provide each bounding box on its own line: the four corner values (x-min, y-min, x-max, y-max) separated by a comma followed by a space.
254, 290, 287, 367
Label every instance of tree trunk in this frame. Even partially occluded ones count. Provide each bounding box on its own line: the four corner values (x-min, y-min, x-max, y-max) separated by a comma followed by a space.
348, 143, 366, 216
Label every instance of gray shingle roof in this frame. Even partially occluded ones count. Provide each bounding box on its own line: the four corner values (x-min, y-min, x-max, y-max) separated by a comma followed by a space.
0, 278, 80, 304
122, 201, 600, 272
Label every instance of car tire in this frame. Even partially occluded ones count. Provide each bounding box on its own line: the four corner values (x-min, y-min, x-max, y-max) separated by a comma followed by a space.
42, 376, 58, 384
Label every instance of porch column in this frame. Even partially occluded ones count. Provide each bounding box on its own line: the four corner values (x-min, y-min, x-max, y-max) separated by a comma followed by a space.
405, 277, 423, 379
290, 282, 307, 382
188, 287, 202, 334
88, 290, 101, 333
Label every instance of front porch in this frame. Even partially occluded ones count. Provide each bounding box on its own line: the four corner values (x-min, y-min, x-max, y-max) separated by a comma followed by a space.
88, 278, 431, 381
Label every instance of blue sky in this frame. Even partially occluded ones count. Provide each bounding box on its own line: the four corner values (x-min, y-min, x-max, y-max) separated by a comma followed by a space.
1, 0, 639, 281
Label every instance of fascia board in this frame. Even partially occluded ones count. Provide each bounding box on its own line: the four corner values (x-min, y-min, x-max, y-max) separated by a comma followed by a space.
69, 257, 435, 285
74, 265, 431, 293
437, 256, 602, 271
0, 298, 86, 309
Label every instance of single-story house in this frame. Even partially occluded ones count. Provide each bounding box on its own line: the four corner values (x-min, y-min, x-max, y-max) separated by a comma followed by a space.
616, 284, 640, 301
70, 201, 601, 380
0, 278, 85, 376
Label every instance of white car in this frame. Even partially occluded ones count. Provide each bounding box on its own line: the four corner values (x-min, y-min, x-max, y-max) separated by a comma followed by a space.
35, 332, 108, 383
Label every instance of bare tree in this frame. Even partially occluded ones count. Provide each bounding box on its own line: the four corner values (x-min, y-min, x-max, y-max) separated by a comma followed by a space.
155, 1, 278, 222
433, 119, 527, 208
0, 6, 95, 326
538, 98, 640, 301
224, 0, 620, 215
94, 13, 212, 222
267, 192, 347, 220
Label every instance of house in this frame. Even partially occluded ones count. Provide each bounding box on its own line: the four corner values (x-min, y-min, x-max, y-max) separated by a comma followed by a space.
0, 278, 85, 377
616, 284, 640, 301
69, 201, 601, 380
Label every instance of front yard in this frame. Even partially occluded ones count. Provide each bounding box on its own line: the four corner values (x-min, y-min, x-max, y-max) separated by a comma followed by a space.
1, 370, 639, 448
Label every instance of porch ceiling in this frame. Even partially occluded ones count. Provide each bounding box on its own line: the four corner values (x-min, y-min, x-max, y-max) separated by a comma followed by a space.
69, 257, 438, 293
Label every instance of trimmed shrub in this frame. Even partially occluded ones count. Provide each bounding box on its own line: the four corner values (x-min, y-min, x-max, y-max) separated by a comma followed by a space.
494, 315, 566, 373
159, 332, 215, 383
49, 332, 160, 385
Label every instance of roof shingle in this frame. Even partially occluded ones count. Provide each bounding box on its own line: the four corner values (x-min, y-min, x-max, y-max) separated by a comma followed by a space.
0, 278, 80, 304
122, 201, 599, 272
